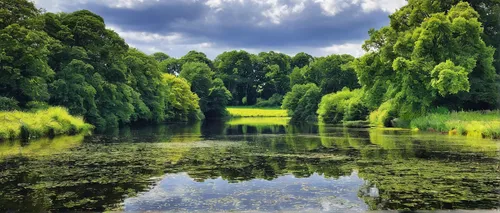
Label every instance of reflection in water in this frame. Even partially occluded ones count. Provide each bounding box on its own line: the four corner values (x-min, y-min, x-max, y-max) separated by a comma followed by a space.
0, 119, 498, 212
125, 172, 367, 212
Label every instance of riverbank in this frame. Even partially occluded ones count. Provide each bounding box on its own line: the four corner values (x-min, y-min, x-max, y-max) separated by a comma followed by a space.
410, 111, 500, 139
227, 107, 288, 117
0, 107, 93, 140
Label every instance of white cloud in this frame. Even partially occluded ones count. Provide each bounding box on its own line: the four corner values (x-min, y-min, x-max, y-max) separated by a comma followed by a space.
313, 0, 405, 16
320, 42, 365, 57
360, 0, 406, 13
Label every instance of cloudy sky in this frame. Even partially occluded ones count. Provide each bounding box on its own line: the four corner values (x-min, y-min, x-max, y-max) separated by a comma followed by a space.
33, 0, 407, 59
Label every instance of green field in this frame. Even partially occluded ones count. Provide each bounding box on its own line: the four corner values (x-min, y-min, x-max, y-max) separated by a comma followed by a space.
411, 111, 500, 139
227, 107, 288, 117
0, 107, 93, 140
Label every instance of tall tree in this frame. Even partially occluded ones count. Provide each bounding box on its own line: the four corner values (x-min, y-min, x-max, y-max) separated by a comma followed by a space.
179, 62, 214, 113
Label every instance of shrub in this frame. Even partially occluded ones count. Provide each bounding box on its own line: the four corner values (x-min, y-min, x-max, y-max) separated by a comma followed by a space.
26, 101, 50, 112
282, 83, 321, 122
0, 107, 93, 140
318, 88, 368, 124
0, 97, 19, 111
369, 99, 398, 127
255, 94, 283, 108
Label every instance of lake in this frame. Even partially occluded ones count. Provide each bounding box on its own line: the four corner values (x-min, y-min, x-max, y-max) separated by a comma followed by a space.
0, 117, 499, 212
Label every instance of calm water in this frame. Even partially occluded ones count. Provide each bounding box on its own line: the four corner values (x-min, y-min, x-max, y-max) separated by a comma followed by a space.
0, 117, 499, 212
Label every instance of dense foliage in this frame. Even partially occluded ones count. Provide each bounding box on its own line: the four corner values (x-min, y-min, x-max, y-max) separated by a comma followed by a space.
282, 83, 322, 122
0, 0, 206, 129
336, 0, 500, 126
317, 88, 368, 124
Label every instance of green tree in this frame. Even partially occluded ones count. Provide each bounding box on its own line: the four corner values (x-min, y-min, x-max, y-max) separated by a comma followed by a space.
124, 49, 166, 122
306, 54, 359, 95
0, 0, 40, 29
0, 24, 54, 105
282, 83, 321, 122
181, 50, 213, 68
258, 51, 292, 99
291, 52, 314, 69
152, 52, 170, 62
179, 62, 214, 113
205, 78, 232, 118
159, 57, 182, 75
356, 2, 498, 122
162, 74, 203, 121
289, 66, 308, 88
213, 50, 255, 105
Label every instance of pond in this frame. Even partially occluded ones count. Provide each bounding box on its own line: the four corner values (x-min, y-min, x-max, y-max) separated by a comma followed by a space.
0, 117, 499, 212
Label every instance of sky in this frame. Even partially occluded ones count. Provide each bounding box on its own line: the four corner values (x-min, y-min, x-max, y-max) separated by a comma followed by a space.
33, 0, 407, 59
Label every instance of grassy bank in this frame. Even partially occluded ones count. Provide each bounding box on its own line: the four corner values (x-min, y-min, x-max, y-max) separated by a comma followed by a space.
0, 107, 93, 140
227, 107, 288, 117
410, 111, 500, 139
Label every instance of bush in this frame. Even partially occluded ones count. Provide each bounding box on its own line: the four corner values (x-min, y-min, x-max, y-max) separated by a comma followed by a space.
0, 97, 19, 111
369, 100, 398, 127
0, 107, 93, 140
317, 88, 368, 124
282, 83, 321, 122
26, 101, 50, 112
255, 94, 283, 108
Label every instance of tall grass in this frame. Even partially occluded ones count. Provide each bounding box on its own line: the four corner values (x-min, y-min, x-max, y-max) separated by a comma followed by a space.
227, 107, 288, 117
0, 107, 93, 140
410, 110, 500, 139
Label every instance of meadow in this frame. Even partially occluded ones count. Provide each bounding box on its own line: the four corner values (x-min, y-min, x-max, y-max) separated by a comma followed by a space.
0, 107, 93, 140
227, 107, 288, 117
410, 111, 500, 139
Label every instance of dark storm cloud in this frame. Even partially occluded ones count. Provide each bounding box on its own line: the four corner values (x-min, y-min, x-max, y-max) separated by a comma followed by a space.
58, 0, 391, 49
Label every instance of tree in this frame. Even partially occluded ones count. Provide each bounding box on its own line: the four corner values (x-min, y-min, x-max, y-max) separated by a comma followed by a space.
159, 57, 182, 75
289, 66, 308, 88
0, 0, 40, 29
258, 51, 292, 99
205, 78, 232, 118
124, 49, 166, 122
152, 52, 169, 62
0, 24, 54, 105
180, 50, 213, 68
282, 83, 321, 122
179, 62, 214, 113
306, 54, 359, 95
356, 2, 498, 123
291, 52, 313, 69
162, 74, 203, 122
213, 50, 255, 105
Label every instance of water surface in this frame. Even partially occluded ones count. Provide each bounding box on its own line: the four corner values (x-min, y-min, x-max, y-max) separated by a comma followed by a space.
0, 118, 499, 212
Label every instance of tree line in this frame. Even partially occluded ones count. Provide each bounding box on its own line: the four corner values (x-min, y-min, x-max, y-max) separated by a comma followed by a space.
1, 0, 499, 128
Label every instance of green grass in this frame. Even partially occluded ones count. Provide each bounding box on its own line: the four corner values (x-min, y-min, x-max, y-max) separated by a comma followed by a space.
227, 107, 288, 117
0, 107, 93, 140
410, 110, 500, 139
227, 117, 290, 126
